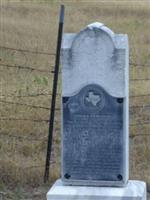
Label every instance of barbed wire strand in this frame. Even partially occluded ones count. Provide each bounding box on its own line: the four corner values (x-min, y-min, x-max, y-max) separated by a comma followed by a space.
0, 133, 47, 141
0, 93, 150, 98
0, 99, 149, 110
0, 100, 60, 110
0, 46, 55, 56
0, 117, 149, 126
0, 63, 149, 78
0, 63, 56, 73
1, 45, 150, 67
1, 132, 150, 141
0, 92, 61, 98
1, 46, 150, 182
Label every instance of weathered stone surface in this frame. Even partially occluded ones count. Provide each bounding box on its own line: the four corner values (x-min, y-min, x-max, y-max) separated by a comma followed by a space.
47, 179, 147, 200
61, 22, 129, 186
61, 22, 128, 98
62, 84, 124, 184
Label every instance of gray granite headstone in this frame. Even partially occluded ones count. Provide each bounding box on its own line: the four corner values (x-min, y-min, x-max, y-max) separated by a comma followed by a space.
61, 22, 129, 187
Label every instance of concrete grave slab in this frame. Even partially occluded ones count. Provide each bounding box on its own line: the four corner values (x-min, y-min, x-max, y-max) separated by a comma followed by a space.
47, 179, 147, 200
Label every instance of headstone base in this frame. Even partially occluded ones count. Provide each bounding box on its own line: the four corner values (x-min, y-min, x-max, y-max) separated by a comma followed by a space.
47, 179, 147, 200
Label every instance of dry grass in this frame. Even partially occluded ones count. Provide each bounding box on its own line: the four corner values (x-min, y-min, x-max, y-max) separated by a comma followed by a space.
0, 0, 150, 197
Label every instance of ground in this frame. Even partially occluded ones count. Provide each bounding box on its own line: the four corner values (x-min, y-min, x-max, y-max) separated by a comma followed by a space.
0, 0, 150, 199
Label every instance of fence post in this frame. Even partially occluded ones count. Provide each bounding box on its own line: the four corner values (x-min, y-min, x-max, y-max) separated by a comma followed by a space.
44, 5, 65, 183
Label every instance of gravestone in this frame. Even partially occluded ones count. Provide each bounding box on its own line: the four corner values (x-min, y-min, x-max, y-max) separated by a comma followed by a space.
47, 22, 147, 200
61, 22, 129, 186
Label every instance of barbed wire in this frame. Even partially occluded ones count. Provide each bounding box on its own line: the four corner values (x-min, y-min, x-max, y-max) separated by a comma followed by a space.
0, 99, 60, 110
23, 163, 56, 169
130, 78, 150, 81
130, 121, 150, 126
0, 92, 61, 98
0, 132, 47, 141
1, 47, 150, 147
129, 62, 150, 67
130, 104, 150, 109
0, 45, 55, 56
0, 117, 149, 126
0, 63, 149, 81
1, 41, 150, 188
0, 118, 49, 122
1, 131, 150, 142
0, 100, 50, 110
130, 133, 150, 138
0, 46, 150, 67
0, 99, 149, 110
0, 45, 150, 68
130, 94, 150, 98
0, 93, 52, 98
0, 63, 55, 73
0, 93, 150, 98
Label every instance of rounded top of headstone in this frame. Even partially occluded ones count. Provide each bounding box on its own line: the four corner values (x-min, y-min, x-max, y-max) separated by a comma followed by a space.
71, 22, 115, 54
61, 22, 128, 98
87, 22, 114, 39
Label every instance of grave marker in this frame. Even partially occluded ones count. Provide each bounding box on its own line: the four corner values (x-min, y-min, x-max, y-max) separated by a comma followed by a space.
47, 22, 147, 200
61, 22, 129, 186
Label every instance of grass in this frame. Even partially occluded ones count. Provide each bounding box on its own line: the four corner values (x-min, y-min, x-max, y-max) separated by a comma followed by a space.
0, 0, 150, 198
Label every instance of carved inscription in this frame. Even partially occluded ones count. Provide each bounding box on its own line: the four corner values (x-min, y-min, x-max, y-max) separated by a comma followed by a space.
63, 85, 123, 181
